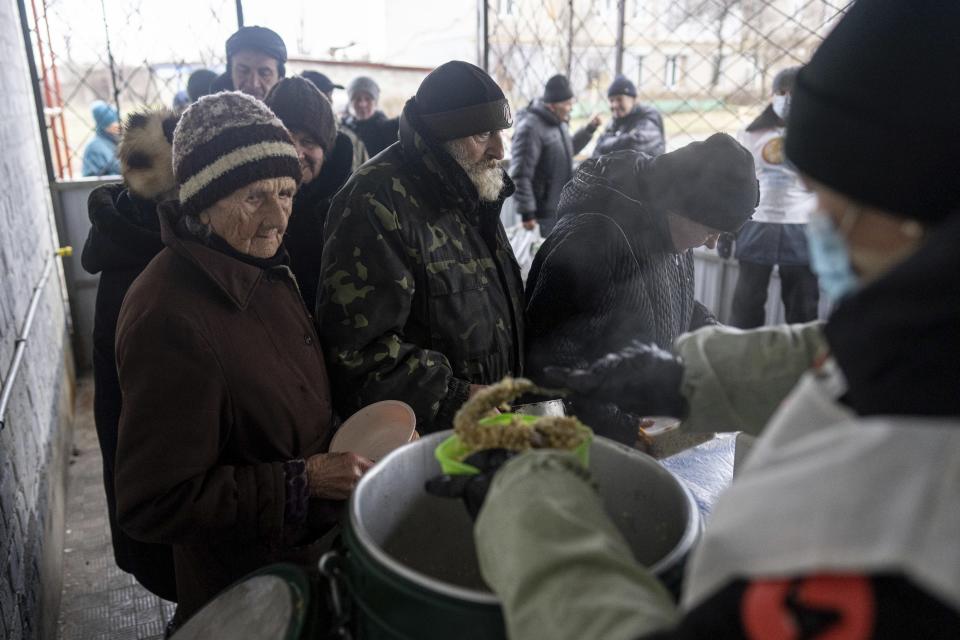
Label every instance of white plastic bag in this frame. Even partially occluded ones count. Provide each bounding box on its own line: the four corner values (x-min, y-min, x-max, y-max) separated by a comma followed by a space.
506, 223, 544, 283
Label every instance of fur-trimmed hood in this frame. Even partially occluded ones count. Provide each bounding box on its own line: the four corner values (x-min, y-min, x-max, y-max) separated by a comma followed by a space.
119, 108, 179, 200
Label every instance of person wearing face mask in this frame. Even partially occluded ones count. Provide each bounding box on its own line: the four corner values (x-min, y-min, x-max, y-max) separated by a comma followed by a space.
265, 77, 356, 313
524, 135, 759, 444
113, 92, 372, 627
510, 74, 603, 235
729, 67, 821, 328
457, 2, 960, 638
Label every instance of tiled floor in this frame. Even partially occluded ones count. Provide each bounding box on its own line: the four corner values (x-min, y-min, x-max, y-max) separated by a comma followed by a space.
57, 378, 175, 640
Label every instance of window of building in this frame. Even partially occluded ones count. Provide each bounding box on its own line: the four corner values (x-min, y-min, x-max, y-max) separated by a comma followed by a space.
665, 54, 684, 89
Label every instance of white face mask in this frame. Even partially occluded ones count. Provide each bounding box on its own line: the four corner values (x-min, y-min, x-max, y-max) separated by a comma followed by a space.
772, 94, 791, 120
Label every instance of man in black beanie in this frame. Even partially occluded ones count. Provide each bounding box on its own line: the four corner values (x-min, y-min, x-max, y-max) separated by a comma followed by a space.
265, 77, 356, 312
592, 74, 665, 159
219, 25, 287, 100
525, 135, 758, 442
316, 60, 525, 433
510, 74, 602, 235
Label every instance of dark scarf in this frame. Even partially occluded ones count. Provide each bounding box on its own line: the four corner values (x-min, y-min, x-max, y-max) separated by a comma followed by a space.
825, 213, 960, 418
206, 233, 289, 270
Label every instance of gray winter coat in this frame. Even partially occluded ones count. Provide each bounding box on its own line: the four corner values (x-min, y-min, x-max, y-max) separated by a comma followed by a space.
592, 104, 665, 159
509, 101, 597, 234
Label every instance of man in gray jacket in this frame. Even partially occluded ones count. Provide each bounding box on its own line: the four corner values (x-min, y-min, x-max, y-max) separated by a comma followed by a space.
592, 75, 665, 159
510, 74, 601, 235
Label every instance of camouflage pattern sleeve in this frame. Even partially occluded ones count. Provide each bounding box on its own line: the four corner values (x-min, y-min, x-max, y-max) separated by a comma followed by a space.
316, 178, 466, 429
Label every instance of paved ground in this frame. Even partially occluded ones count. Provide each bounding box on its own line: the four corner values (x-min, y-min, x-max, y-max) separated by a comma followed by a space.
56, 378, 175, 640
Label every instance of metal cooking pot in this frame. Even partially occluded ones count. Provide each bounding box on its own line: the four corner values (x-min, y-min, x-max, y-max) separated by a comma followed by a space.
335, 431, 701, 639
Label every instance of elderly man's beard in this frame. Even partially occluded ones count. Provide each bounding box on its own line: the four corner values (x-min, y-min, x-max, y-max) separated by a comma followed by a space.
445, 139, 505, 202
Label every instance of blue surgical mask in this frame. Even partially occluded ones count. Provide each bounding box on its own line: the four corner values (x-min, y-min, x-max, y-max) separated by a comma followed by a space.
772, 94, 791, 120
806, 210, 859, 302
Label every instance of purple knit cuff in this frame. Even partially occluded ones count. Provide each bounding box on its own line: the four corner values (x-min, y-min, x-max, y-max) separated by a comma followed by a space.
282, 458, 309, 526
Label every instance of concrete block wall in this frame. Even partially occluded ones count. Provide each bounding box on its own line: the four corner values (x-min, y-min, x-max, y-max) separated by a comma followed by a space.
0, 0, 75, 638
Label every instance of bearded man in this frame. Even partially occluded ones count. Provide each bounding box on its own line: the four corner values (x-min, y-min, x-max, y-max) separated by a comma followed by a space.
316, 61, 525, 432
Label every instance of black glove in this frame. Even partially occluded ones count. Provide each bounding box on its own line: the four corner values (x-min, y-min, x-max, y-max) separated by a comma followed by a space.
716, 232, 735, 259
425, 448, 517, 519
541, 341, 686, 417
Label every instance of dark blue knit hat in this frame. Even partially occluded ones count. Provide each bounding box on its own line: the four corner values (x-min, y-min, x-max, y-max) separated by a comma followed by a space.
607, 75, 637, 98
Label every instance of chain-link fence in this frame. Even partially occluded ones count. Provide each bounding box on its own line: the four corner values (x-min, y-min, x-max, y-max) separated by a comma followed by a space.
24, 0, 239, 179
485, 0, 852, 152
23, 0, 851, 179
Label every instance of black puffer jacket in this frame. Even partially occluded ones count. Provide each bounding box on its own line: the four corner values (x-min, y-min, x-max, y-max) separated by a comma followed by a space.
342, 110, 399, 157
286, 130, 355, 313
82, 184, 176, 601
592, 104, 665, 158
525, 151, 716, 442
509, 101, 598, 234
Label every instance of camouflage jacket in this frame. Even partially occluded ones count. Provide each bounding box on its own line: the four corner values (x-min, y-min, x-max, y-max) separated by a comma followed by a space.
317, 100, 525, 432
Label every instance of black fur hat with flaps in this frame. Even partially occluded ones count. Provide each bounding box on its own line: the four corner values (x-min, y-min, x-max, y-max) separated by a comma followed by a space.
119, 108, 180, 201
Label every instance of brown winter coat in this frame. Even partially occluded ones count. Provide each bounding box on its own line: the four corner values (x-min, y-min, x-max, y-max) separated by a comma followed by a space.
114, 203, 335, 619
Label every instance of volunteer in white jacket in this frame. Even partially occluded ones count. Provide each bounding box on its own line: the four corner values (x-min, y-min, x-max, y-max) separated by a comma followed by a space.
730, 67, 820, 328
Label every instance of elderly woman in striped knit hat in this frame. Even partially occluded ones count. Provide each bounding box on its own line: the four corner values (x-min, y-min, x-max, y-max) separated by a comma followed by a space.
112, 91, 372, 625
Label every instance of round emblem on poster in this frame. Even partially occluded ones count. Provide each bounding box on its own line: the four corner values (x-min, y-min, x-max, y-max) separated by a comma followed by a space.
762, 136, 785, 164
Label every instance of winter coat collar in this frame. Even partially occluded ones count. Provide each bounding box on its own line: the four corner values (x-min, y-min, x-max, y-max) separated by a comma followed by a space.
745, 103, 785, 133
82, 183, 163, 274
398, 98, 515, 222
611, 104, 658, 130
556, 150, 673, 253
342, 110, 390, 129
825, 212, 960, 418
157, 201, 289, 311
529, 100, 564, 127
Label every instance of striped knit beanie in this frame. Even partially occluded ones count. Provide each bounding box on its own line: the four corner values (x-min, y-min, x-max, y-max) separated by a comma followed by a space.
172, 91, 301, 217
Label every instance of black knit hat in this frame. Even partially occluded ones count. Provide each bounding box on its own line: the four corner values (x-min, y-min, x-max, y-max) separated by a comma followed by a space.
414, 61, 512, 141
301, 71, 343, 96
607, 74, 637, 98
172, 92, 301, 218
265, 77, 337, 153
186, 69, 217, 102
786, 0, 960, 223
645, 133, 758, 233
226, 26, 287, 64
543, 74, 573, 103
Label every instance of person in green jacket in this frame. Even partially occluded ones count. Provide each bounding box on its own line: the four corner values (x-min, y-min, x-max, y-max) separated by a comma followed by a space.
316, 61, 525, 433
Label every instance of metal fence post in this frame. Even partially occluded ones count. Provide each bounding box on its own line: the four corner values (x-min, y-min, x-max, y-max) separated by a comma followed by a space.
479, 0, 489, 71
565, 0, 574, 78
16, 0, 56, 184
615, 0, 626, 76
236, 0, 244, 28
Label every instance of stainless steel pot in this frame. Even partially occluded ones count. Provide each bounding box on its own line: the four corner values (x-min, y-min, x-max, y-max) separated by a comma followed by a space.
347, 431, 701, 603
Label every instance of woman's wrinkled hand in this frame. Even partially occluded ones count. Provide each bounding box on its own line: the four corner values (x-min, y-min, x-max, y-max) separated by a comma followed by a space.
305, 452, 374, 500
